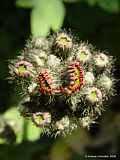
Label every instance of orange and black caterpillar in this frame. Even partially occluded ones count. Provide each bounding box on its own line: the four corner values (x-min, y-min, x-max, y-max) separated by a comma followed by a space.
38, 69, 63, 95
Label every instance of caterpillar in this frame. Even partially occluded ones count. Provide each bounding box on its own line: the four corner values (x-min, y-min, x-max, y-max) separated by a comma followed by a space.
65, 61, 84, 95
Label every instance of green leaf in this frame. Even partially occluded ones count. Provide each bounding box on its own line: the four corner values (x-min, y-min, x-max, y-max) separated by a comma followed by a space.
24, 119, 42, 141
63, 0, 80, 2
31, 7, 51, 36
97, 0, 119, 13
49, 0, 65, 31
16, 0, 35, 8
4, 107, 42, 143
0, 138, 7, 144
4, 107, 24, 143
86, 0, 97, 6
31, 0, 65, 36
3, 107, 42, 143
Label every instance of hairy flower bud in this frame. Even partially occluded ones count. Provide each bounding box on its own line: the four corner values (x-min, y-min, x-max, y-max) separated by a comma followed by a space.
97, 75, 113, 91
80, 116, 95, 129
47, 55, 61, 69
94, 53, 109, 68
85, 72, 95, 85
85, 87, 102, 104
32, 112, 51, 127
8, 30, 115, 137
54, 32, 72, 51
14, 60, 33, 78
76, 43, 92, 63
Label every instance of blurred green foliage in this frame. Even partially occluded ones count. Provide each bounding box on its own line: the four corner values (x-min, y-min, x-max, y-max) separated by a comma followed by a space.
4, 107, 42, 143
16, 0, 65, 36
16, 0, 120, 36
0, 107, 42, 144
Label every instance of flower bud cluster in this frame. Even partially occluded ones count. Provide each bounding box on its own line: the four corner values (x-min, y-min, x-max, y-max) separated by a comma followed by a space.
8, 31, 115, 136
